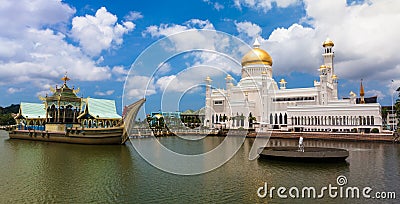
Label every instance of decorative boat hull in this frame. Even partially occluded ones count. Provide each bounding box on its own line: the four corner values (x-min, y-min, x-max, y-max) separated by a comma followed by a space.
258, 146, 349, 162
9, 127, 124, 145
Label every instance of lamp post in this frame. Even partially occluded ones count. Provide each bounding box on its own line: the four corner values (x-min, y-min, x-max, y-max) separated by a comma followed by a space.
391, 80, 395, 131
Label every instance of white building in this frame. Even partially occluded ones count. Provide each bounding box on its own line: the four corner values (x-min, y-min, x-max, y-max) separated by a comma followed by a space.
204, 38, 382, 133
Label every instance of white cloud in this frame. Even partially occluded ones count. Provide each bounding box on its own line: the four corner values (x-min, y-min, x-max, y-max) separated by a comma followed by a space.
0, 28, 112, 86
261, 23, 317, 75
95, 90, 115, 96
125, 11, 143, 21
0, 0, 75, 37
366, 89, 385, 100
0, 2, 123, 94
157, 62, 172, 75
112, 65, 129, 75
235, 21, 262, 40
71, 7, 135, 56
214, 2, 225, 10
143, 19, 215, 38
7, 87, 23, 94
240, 0, 400, 83
112, 65, 129, 81
203, 0, 225, 10
124, 75, 156, 100
234, 0, 300, 12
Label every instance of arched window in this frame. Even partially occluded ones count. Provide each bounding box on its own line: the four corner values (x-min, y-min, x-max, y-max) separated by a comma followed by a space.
270, 114, 273, 124
371, 116, 374, 125
284, 113, 288, 124
279, 113, 283, 124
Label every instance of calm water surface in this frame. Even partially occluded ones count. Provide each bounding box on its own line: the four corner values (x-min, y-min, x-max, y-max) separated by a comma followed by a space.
0, 130, 399, 203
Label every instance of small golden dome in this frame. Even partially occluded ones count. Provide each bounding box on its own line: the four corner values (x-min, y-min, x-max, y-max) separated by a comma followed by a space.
322, 38, 334, 47
319, 65, 327, 69
205, 76, 212, 82
279, 78, 286, 83
242, 40, 273, 66
261, 71, 267, 75
332, 74, 338, 79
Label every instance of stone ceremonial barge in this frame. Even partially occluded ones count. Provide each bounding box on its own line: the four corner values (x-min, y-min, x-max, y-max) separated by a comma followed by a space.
9, 75, 145, 145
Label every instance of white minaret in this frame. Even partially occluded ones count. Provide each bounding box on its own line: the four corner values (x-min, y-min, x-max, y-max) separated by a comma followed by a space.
204, 76, 212, 127
332, 74, 338, 100
319, 65, 328, 105
322, 38, 335, 83
225, 74, 233, 93
261, 71, 269, 126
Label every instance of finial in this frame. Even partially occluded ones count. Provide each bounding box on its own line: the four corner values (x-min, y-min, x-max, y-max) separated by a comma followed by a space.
61, 72, 70, 85
253, 37, 260, 48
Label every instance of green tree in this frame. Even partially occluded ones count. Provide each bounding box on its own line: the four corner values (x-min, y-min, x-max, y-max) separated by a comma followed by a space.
0, 113, 15, 125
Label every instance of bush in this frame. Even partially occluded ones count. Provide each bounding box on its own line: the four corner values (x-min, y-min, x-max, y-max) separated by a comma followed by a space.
371, 128, 379, 133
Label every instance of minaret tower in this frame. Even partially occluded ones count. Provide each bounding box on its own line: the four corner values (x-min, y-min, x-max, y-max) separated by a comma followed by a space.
360, 79, 365, 104
319, 65, 328, 105
204, 76, 212, 127
322, 38, 335, 83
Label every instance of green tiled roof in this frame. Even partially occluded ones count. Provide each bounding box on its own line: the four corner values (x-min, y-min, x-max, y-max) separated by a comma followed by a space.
20, 102, 46, 119
87, 98, 121, 119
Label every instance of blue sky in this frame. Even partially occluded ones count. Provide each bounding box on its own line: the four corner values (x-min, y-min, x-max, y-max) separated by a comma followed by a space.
0, 0, 399, 118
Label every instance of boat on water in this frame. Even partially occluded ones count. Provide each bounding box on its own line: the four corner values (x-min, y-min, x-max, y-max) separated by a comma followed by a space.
8, 75, 145, 145
258, 146, 349, 162
258, 137, 349, 162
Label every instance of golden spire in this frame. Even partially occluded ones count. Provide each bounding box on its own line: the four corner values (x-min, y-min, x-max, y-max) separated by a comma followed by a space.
360, 79, 365, 104
61, 72, 70, 85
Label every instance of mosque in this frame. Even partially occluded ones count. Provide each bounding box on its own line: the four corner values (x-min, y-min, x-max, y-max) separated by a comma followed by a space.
204, 38, 382, 133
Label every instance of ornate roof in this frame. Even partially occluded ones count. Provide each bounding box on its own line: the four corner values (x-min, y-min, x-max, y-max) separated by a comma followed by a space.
78, 98, 121, 119
16, 102, 46, 119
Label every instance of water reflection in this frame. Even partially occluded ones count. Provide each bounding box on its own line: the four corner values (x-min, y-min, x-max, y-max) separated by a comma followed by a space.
0, 131, 399, 203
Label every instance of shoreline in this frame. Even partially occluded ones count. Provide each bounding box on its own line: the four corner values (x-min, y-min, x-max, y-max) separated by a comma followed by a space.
128, 129, 399, 143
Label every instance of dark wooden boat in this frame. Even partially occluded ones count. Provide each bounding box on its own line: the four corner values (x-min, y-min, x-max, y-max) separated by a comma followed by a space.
258, 146, 349, 162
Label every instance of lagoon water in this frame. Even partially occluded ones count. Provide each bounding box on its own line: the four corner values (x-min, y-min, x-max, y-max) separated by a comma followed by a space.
0, 130, 399, 203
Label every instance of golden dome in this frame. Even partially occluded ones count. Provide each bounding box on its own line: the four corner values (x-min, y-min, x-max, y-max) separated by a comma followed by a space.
279, 78, 286, 83
332, 74, 338, 79
241, 39, 273, 66
322, 38, 334, 47
320, 65, 327, 69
